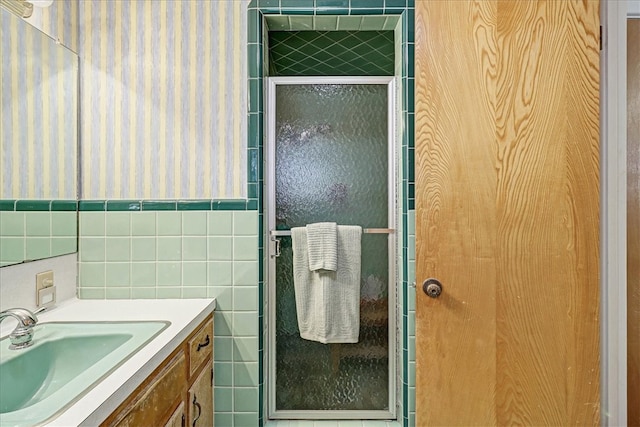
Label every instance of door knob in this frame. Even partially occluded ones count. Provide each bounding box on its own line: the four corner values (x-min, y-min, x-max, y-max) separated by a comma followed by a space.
422, 278, 443, 298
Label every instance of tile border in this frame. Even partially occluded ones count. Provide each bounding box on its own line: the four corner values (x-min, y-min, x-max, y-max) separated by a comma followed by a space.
75, 199, 255, 211
0, 199, 255, 212
0, 199, 78, 211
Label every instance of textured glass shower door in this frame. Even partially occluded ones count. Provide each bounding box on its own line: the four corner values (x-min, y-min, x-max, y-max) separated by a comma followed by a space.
267, 78, 396, 419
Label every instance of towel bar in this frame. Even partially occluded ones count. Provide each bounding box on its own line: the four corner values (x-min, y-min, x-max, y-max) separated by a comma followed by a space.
270, 228, 394, 237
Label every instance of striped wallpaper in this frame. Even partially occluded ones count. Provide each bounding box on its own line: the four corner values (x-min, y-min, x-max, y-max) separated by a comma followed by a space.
79, 0, 248, 199
0, 4, 78, 199
40, 0, 79, 52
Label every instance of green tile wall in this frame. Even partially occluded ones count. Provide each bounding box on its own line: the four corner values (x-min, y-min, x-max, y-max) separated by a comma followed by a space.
406, 209, 415, 426
0, 210, 77, 266
78, 209, 260, 423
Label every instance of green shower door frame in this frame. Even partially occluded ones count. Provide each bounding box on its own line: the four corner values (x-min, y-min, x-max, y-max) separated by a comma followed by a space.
265, 76, 397, 421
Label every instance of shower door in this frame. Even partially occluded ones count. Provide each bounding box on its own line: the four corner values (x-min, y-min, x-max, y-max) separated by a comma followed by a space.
266, 77, 396, 420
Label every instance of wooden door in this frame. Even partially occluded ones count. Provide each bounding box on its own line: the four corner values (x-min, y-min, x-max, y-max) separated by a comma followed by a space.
628, 17, 640, 427
414, 1, 600, 425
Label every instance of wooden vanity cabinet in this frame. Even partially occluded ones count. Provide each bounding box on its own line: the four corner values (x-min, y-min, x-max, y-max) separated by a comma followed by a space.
102, 315, 214, 427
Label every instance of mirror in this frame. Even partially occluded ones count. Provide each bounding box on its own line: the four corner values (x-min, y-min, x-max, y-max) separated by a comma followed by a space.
0, 5, 78, 267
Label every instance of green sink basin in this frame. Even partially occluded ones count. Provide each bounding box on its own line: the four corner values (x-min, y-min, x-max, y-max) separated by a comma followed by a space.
0, 321, 169, 426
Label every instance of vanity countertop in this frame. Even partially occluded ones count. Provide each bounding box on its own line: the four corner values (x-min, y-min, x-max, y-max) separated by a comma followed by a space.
1, 297, 216, 427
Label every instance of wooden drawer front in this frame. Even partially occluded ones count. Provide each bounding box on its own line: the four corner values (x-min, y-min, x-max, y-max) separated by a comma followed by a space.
113, 353, 187, 427
188, 319, 213, 377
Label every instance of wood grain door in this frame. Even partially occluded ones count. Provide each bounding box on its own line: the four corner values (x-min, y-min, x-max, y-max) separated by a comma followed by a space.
414, 1, 600, 425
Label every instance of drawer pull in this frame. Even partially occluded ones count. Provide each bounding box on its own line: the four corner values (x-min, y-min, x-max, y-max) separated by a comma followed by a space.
191, 395, 202, 426
196, 335, 210, 352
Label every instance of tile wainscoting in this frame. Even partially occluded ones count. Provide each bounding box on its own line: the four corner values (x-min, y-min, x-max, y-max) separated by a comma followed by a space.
78, 207, 260, 426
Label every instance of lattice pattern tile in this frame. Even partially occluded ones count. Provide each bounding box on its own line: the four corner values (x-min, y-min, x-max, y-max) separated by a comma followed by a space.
268, 31, 394, 76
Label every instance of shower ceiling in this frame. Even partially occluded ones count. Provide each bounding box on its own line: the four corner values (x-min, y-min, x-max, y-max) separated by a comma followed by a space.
265, 15, 399, 77
269, 31, 394, 76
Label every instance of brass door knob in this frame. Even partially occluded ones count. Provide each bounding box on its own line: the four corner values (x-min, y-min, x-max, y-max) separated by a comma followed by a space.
422, 278, 443, 298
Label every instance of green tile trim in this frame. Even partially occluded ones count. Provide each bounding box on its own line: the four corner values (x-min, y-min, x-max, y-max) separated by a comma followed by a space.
352, 0, 383, 7
78, 200, 106, 211
0, 200, 78, 211
252, 0, 410, 15
212, 200, 247, 210
351, 8, 385, 15
15, 200, 51, 211
177, 200, 212, 210
281, 0, 313, 7
280, 7, 313, 16
264, 15, 290, 30
107, 200, 142, 211
337, 16, 364, 30
360, 16, 391, 29
407, 43, 415, 78
258, 0, 278, 7
407, 77, 415, 113
408, 112, 415, 148
248, 149, 259, 183
385, 7, 406, 15
408, 147, 415, 181
248, 9, 260, 44
74, 200, 256, 212
257, 2, 279, 13
316, 0, 349, 7
141, 200, 177, 211
248, 44, 262, 79
407, 8, 415, 42
283, 8, 316, 15
0, 200, 16, 211
316, 7, 349, 15
247, 183, 259, 199
249, 78, 262, 113
51, 200, 78, 211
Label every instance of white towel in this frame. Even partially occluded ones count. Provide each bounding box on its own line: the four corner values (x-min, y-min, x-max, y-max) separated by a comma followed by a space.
291, 225, 362, 344
306, 222, 337, 272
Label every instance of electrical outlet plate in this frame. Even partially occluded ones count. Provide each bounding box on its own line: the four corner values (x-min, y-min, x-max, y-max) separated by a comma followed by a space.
36, 271, 54, 306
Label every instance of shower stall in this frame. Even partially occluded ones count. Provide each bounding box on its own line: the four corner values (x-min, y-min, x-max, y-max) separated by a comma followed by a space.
265, 76, 397, 420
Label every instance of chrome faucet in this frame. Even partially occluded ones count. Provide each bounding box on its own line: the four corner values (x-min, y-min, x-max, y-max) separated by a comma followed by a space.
0, 308, 39, 349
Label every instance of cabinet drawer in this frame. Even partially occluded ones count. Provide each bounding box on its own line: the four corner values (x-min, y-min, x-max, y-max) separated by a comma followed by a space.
188, 319, 213, 377
111, 352, 187, 427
